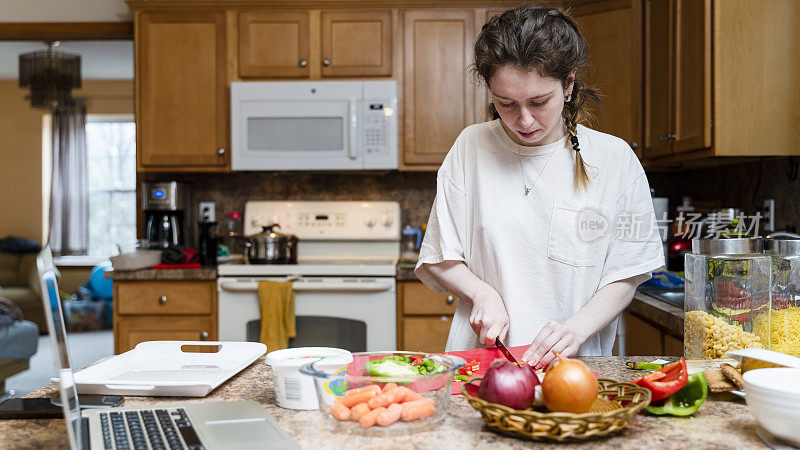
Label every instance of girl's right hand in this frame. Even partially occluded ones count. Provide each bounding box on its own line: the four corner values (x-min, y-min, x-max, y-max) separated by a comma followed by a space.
469, 286, 510, 346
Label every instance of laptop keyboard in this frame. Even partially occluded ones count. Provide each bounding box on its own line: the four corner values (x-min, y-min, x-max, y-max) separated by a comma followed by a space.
100, 408, 204, 450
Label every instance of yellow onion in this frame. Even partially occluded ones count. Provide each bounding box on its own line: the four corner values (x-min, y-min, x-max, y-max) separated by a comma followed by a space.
541, 351, 598, 413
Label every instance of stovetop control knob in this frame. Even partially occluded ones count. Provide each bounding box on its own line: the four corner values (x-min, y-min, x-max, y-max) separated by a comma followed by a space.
381, 214, 393, 228
365, 216, 376, 228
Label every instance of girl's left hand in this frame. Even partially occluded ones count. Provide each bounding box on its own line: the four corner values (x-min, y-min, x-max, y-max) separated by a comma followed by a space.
522, 321, 584, 369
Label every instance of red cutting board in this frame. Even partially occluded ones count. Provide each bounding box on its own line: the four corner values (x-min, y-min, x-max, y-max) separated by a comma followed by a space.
443, 345, 530, 395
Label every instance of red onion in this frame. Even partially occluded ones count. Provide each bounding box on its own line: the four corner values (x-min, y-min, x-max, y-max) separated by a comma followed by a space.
478, 359, 539, 410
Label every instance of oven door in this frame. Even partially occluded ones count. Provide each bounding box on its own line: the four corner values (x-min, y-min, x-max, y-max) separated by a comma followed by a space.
217, 277, 396, 351
231, 82, 362, 171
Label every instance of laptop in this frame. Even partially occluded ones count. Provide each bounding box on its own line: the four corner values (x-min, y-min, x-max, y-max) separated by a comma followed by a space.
37, 248, 300, 450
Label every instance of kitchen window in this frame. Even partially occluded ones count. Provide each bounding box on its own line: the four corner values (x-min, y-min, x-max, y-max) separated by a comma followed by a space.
85, 116, 136, 257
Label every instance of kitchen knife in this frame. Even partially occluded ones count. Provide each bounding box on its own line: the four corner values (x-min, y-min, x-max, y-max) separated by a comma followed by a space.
495, 337, 538, 377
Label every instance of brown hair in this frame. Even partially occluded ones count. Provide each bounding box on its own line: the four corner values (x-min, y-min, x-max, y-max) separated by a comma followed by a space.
473, 5, 599, 191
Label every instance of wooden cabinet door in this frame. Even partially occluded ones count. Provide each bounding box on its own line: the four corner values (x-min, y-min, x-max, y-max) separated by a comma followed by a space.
400, 281, 457, 315
137, 12, 228, 169
624, 312, 663, 356
642, 0, 673, 159
116, 281, 215, 316
238, 11, 310, 78
320, 11, 392, 77
672, 0, 711, 154
573, 0, 641, 152
402, 316, 452, 353
116, 316, 216, 354
403, 10, 476, 166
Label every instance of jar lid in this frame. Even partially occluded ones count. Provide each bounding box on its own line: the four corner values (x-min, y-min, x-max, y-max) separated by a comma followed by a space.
691, 237, 763, 255
764, 238, 800, 256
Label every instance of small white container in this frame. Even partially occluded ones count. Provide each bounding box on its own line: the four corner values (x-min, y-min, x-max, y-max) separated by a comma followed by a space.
265, 347, 352, 410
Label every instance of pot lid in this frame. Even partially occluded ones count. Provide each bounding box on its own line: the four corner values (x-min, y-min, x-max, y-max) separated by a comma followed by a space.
252, 224, 288, 240
764, 238, 800, 256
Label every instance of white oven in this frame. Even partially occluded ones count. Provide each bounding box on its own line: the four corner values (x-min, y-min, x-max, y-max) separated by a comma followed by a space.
230, 81, 398, 171
217, 201, 400, 352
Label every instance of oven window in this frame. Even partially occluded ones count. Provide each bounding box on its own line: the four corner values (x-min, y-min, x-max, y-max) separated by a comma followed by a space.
246, 316, 366, 353
247, 117, 344, 151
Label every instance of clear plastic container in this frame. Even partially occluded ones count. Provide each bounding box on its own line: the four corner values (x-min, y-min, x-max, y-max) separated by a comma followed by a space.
761, 239, 800, 357
684, 238, 770, 359
300, 351, 465, 436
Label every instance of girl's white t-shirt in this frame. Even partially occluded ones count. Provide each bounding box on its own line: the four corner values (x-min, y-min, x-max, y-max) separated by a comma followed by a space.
415, 120, 665, 354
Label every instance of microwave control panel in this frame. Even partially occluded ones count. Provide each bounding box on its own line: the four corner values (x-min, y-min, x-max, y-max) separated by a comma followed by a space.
364, 102, 391, 156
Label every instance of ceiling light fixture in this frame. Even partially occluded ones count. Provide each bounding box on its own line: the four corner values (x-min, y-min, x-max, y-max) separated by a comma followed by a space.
18, 41, 82, 110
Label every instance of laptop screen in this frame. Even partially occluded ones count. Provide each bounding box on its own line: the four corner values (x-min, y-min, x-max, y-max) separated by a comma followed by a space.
38, 247, 84, 450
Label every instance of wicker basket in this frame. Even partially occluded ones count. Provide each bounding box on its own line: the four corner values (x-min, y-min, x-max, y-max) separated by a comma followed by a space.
461, 378, 651, 442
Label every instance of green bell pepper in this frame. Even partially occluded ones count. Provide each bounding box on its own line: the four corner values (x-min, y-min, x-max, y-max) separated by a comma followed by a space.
645, 372, 708, 417
626, 361, 664, 371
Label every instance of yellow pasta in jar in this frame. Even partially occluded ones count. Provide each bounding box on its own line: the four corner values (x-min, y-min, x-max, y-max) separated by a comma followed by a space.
753, 306, 800, 357
685, 310, 764, 359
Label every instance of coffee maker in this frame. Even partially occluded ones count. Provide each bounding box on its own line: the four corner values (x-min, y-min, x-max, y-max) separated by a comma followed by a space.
143, 182, 185, 248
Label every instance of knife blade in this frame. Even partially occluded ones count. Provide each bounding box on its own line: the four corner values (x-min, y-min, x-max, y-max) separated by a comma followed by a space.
495, 337, 519, 364
495, 337, 538, 377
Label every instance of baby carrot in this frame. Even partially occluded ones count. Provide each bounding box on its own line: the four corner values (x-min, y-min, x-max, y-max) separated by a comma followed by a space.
340, 389, 379, 408
381, 382, 398, 392
397, 386, 422, 402
401, 398, 435, 422
350, 402, 371, 421
376, 403, 403, 427
344, 384, 381, 398
368, 386, 405, 409
358, 406, 386, 428
330, 400, 351, 421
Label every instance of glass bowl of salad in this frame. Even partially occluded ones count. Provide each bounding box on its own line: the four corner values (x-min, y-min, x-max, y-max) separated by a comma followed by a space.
300, 351, 466, 435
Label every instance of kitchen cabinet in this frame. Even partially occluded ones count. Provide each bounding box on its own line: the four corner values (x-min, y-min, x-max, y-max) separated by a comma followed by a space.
136, 12, 229, 171
238, 10, 392, 79
397, 281, 457, 353
113, 280, 217, 354
572, 0, 642, 153
401, 10, 477, 168
642, 0, 800, 165
624, 312, 682, 357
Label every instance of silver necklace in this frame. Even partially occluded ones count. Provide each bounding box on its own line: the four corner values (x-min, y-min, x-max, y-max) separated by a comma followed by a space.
518, 149, 556, 195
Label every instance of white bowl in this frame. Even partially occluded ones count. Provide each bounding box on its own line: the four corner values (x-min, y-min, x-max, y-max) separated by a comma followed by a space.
265, 347, 352, 410
743, 368, 800, 446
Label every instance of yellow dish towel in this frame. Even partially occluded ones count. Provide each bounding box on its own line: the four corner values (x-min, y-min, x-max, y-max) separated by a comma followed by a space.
258, 281, 296, 351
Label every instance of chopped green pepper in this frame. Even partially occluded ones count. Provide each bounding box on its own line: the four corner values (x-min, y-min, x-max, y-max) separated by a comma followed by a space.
454, 374, 469, 382
626, 361, 664, 371
645, 372, 708, 417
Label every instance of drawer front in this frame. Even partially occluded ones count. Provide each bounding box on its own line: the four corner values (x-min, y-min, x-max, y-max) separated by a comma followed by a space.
115, 315, 216, 354
117, 281, 215, 315
401, 281, 457, 315
401, 316, 452, 353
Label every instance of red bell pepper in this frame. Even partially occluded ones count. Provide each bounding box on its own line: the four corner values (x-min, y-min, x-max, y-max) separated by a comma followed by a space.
632, 357, 688, 402
459, 360, 479, 376
410, 355, 425, 366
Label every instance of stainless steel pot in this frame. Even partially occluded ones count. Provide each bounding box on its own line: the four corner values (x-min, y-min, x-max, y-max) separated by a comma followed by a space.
234, 224, 298, 264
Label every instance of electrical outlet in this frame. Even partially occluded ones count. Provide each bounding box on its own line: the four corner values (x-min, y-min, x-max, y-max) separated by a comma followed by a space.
199, 202, 216, 222
763, 199, 775, 233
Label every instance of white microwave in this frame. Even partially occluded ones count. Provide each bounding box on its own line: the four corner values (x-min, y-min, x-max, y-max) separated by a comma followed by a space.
230, 81, 398, 171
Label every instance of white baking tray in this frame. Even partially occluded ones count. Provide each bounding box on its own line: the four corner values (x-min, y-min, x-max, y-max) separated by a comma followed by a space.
59, 341, 266, 397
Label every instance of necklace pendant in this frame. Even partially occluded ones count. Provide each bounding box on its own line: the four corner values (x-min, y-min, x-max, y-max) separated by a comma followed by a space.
524, 187, 531, 196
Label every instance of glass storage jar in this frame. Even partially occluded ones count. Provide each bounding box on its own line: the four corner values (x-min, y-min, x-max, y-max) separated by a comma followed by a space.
760, 239, 800, 357
684, 237, 770, 359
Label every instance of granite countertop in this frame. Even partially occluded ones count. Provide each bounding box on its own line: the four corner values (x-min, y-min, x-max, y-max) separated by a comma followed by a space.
2, 356, 765, 449
104, 267, 217, 281
396, 261, 417, 281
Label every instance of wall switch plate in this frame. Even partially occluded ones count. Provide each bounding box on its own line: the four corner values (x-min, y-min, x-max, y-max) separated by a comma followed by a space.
763, 199, 775, 232
199, 202, 216, 222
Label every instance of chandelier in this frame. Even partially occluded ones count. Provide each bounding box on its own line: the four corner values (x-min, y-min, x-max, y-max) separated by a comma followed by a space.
19, 41, 82, 110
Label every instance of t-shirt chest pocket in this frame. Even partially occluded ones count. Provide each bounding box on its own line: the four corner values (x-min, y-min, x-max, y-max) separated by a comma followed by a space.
547, 198, 608, 267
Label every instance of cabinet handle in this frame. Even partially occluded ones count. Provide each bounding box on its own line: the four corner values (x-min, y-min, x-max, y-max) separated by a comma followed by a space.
158, 295, 167, 305
200, 331, 209, 340
299, 59, 307, 68
216, 148, 225, 158
629, 142, 639, 150
658, 135, 668, 142
322, 58, 331, 66
666, 133, 676, 140
446, 294, 455, 305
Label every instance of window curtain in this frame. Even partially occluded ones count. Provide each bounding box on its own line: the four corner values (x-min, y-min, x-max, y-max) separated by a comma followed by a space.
48, 99, 88, 256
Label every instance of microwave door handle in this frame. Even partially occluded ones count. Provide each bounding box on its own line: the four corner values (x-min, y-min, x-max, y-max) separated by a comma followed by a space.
348, 100, 358, 160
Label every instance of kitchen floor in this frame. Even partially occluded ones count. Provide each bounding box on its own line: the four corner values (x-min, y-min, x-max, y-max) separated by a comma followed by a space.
5, 329, 113, 397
